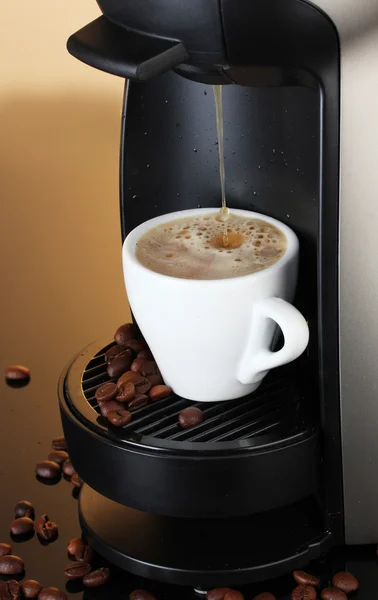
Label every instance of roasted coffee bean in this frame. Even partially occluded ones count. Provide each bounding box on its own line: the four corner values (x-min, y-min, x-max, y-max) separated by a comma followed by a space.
35, 460, 61, 479
14, 500, 34, 520
10, 517, 34, 535
294, 572, 320, 587
5, 365, 30, 382
62, 458, 75, 477
114, 323, 136, 345
207, 589, 234, 600
21, 580, 43, 599
71, 473, 84, 489
83, 567, 110, 587
100, 400, 124, 418
95, 382, 118, 404
253, 594, 276, 600
38, 587, 67, 600
0, 555, 24, 575
139, 361, 159, 377
146, 373, 164, 387
107, 409, 132, 427
332, 572, 358, 593
292, 585, 317, 600
37, 514, 58, 542
107, 350, 133, 379
0, 543, 11, 557
321, 588, 347, 600
178, 407, 204, 429
52, 436, 67, 451
125, 339, 148, 354
129, 590, 157, 600
130, 358, 147, 373
137, 349, 153, 360
116, 381, 135, 403
0, 579, 19, 600
149, 385, 172, 401
117, 372, 151, 395
105, 344, 127, 363
224, 592, 244, 600
48, 450, 69, 465
67, 538, 85, 556
75, 543, 94, 564
128, 394, 149, 411
64, 561, 91, 580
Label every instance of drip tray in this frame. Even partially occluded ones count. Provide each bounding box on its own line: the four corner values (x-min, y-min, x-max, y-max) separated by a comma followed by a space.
59, 340, 319, 518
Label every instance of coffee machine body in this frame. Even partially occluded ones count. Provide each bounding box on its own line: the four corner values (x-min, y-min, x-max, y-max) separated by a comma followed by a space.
60, 0, 378, 585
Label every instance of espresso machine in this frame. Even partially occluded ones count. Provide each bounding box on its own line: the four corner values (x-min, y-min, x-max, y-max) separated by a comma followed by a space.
59, 0, 378, 590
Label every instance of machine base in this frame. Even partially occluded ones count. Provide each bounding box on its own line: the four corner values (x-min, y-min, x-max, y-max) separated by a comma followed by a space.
79, 485, 333, 588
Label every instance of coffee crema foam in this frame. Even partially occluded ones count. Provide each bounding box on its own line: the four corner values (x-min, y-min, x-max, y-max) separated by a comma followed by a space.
135, 213, 287, 280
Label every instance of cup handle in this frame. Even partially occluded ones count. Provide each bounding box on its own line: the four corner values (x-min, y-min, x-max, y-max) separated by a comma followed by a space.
237, 297, 310, 385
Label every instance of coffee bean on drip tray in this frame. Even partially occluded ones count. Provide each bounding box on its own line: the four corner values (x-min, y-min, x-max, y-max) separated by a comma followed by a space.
14, 500, 35, 520
0, 543, 11, 556
0, 580, 19, 600
100, 400, 124, 418
0, 555, 24, 575
35, 460, 61, 479
332, 572, 359, 593
129, 590, 157, 600
67, 537, 85, 556
83, 567, 110, 587
125, 339, 148, 354
114, 323, 137, 345
128, 394, 149, 411
48, 450, 69, 465
321, 588, 347, 600
178, 407, 204, 429
117, 372, 151, 395
107, 409, 132, 427
107, 350, 133, 378
207, 589, 234, 600
37, 514, 58, 542
62, 458, 75, 477
75, 543, 94, 564
253, 594, 276, 600
5, 365, 30, 384
95, 382, 118, 404
10, 517, 34, 535
292, 585, 317, 600
224, 591, 245, 600
130, 358, 147, 373
52, 436, 67, 451
137, 349, 153, 360
38, 587, 67, 600
293, 572, 320, 587
149, 385, 172, 401
21, 580, 43, 599
71, 473, 84, 489
116, 381, 135, 403
139, 361, 159, 378
105, 344, 127, 363
64, 561, 91, 580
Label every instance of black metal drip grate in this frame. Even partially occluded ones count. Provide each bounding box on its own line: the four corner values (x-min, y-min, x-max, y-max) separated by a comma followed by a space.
80, 343, 306, 445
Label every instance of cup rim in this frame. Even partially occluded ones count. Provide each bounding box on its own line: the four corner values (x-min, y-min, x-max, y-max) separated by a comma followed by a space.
123, 208, 298, 284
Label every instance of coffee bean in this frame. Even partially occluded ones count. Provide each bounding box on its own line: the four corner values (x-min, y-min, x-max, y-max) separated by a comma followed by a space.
0, 543, 11, 557
0, 555, 24, 575
83, 567, 110, 587
224, 592, 244, 600
75, 543, 94, 564
292, 585, 317, 600
100, 400, 124, 418
117, 372, 151, 394
39, 587, 67, 600
129, 590, 157, 600
321, 588, 347, 600
117, 371, 139, 387
10, 517, 34, 535
137, 350, 153, 360
52, 436, 67, 451
71, 473, 84, 489
131, 358, 147, 373
149, 385, 172, 401
5, 365, 30, 382
36, 514, 58, 542
254, 594, 276, 600
21, 580, 43, 599
64, 561, 91, 580
207, 589, 234, 600
178, 407, 204, 429
125, 339, 148, 354
146, 373, 164, 387
62, 458, 75, 477
95, 382, 118, 404
116, 381, 135, 403
107, 350, 133, 378
14, 500, 34, 520
332, 572, 358, 593
139, 361, 159, 378
128, 394, 149, 411
107, 410, 132, 427
294, 572, 320, 587
0, 579, 19, 600
48, 450, 69, 465
105, 344, 127, 363
35, 460, 61, 479
114, 323, 137, 345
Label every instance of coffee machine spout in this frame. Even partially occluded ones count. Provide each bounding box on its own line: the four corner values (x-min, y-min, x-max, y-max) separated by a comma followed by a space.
67, 16, 189, 81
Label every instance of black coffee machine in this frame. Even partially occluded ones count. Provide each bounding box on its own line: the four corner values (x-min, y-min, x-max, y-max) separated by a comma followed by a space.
59, 0, 377, 591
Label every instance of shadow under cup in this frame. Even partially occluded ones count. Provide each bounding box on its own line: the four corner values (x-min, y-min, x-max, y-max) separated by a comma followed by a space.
122, 208, 309, 402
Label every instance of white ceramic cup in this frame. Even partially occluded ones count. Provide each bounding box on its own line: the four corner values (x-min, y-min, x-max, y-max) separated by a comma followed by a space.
123, 208, 309, 402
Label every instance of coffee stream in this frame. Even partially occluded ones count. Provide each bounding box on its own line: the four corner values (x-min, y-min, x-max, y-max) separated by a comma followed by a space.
213, 85, 232, 247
